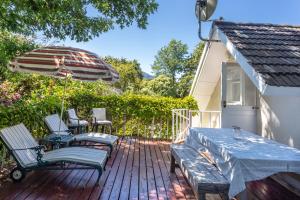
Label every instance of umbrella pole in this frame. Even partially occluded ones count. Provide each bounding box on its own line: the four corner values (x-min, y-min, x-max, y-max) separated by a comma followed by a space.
58, 76, 68, 132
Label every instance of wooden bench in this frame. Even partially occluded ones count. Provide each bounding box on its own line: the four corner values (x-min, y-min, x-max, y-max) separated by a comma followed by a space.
170, 143, 229, 200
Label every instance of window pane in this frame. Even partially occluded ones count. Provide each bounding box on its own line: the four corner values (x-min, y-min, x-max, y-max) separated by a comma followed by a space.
226, 67, 241, 104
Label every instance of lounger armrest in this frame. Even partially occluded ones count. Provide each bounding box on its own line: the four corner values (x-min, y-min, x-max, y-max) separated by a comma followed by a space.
12, 145, 46, 163
12, 145, 46, 152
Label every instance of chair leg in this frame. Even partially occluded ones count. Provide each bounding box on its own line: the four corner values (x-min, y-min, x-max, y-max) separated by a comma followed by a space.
109, 124, 112, 134
170, 154, 176, 173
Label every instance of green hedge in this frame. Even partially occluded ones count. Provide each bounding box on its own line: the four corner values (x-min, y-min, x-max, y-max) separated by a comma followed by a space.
0, 93, 197, 139
69, 93, 197, 138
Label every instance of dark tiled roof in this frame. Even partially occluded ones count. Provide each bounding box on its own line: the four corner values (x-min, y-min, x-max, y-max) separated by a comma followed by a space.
215, 21, 300, 87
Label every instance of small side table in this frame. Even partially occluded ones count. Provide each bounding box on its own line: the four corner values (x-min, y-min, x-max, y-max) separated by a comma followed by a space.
41, 134, 74, 149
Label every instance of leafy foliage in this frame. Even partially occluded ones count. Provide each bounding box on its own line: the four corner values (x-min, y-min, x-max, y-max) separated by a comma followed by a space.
152, 39, 188, 84
0, 0, 158, 42
141, 75, 175, 97
0, 30, 37, 80
149, 40, 204, 97
103, 56, 143, 92
177, 42, 205, 97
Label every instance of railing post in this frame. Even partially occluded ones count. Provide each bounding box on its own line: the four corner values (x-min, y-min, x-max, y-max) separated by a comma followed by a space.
123, 114, 127, 137
189, 110, 193, 128
172, 110, 174, 142
166, 118, 169, 139
151, 117, 155, 139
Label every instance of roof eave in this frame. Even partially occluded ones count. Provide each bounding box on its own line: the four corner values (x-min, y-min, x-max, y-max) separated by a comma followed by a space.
216, 26, 300, 97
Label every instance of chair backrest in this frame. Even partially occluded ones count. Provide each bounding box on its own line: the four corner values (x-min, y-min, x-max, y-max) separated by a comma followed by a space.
92, 108, 107, 122
67, 108, 79, 125
0, 124, 40, 167
44, 114, 70, 135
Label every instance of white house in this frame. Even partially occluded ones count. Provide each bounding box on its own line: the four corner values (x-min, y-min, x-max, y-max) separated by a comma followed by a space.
190, 21, 300, 149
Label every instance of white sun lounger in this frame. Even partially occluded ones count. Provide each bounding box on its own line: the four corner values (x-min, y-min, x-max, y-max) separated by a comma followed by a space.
0, 123, 108, 183
44, 114, 118, 156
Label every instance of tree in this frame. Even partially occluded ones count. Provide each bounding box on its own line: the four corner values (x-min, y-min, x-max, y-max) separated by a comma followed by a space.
0, 0, 158, 42
103, 56, 143, 92
0, 31, 37, 80
152, 39, 188, 84
177, 42, 204, 97
141, 75, 175, 97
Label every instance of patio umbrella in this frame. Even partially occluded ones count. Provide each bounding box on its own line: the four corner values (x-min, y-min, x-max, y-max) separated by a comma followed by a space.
9, 46, 119, 130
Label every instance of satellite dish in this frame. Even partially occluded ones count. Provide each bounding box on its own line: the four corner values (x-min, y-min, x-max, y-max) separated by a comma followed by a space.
195, 0, 219, 42
195, 0, 218, 21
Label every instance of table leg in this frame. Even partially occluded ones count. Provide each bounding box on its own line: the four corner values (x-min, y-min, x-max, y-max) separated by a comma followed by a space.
236, 189, 248, 200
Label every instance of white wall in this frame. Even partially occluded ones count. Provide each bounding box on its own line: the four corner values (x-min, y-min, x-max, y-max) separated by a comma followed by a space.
257, 95, 300, 149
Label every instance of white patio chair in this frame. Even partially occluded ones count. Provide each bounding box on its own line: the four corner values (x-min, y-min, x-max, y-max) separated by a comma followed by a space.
91, 108, 112, 134
0, 123, 107, 183
67, 108, 89, 134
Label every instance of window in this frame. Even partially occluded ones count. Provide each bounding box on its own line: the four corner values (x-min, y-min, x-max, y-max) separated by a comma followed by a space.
226, 66, 243, 105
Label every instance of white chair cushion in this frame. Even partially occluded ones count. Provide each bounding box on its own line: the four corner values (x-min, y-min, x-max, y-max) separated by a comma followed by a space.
69, 120, 89, 126
73, 133, 118, 145
42, 147, 108, 168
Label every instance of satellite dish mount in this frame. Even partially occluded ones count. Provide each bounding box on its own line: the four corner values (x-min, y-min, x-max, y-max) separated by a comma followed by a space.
195, 0, 219, 42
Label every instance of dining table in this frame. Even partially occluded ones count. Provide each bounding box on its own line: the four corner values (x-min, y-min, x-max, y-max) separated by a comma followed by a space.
188, 127, 300, 199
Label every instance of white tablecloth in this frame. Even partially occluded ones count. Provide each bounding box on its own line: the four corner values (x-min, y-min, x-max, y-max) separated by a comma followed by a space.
189, 128, 300, 198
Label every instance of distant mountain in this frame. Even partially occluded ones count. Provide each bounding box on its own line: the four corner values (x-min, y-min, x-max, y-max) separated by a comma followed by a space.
142, 72, 154, 80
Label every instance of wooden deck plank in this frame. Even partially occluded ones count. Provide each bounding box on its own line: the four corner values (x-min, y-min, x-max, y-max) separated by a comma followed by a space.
80, 139, 122, 200
0, 170, 49, 200
14, 171, 56, 200
153, 141, 182, 200
159, 141, 195, 200
24, 170, 65, 200
46, 166, 83, 200
145, 139, 158, 200
108, 138, 130, 200
139, 138, 148, 200
37, 166, 75, 200
129, 138, 140, 200
89, 138, 124, 200
118, 138, 135, 200
98, 138, 127, 200
0, 138, 299, 200
148, 140, 168, 200
161, 141, 196, 199
66, 169, 95, 199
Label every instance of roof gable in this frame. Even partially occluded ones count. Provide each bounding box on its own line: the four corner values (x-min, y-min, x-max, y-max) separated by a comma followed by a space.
215, 21, 300, 87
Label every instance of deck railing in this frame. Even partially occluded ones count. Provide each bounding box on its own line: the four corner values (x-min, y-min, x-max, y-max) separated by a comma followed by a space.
172, 109, 221, 143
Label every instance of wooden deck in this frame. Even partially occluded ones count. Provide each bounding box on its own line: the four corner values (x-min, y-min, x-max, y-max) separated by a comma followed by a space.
0, 138, 299, 200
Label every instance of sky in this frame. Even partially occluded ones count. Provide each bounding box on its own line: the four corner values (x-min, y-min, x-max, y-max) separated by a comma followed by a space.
58, 0, 300, 74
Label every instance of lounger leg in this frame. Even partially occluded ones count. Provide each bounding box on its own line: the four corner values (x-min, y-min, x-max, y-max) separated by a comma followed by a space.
170, 154, 176, 173
108, 144, 113, 158
199, 193, 206, 200
96, 168, 102, 185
